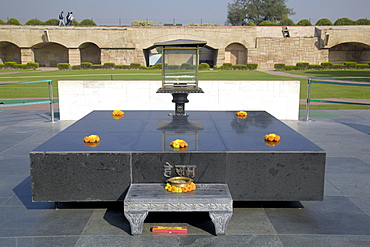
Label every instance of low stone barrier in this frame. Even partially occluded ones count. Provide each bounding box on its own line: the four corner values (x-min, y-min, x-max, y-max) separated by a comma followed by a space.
58, 80, 300, 120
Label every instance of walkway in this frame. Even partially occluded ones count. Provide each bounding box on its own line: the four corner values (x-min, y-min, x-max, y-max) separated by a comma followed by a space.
0, 109, 370, 246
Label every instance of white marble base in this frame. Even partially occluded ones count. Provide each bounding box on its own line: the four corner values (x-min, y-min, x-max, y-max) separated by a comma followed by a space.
58, 80, 300, 120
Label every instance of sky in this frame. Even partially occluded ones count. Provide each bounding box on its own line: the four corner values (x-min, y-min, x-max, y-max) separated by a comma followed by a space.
0, 0, 369, 26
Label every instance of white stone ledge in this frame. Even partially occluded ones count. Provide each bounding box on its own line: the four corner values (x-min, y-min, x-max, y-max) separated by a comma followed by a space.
58, 80, 300, 120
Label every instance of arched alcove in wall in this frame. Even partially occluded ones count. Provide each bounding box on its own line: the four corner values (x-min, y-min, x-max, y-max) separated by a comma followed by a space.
225, 43, 247, 65
0, 42, 21, 64
200, 45, 218, 67
329, 42, 370, 64
79, 42, 101, 64
32, 42, 68, 67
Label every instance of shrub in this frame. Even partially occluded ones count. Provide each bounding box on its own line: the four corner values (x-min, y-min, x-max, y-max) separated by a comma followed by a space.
166, 65, 180, 70
274, 63, 286, 70
355, 18, 370, 25
280, 18, 295, 26
321, 62, 334, 68
103, 62, 115, 69
130, 63, 142, 69
0, 19, 6, 25
297, 19, 312, 26
72, 65, 81, 70
357, 64, 370, 69
25, 19, 44, 25
4, 62, 16, 68
245, 22, 255, 26
344, 62, 357, 69
296, 62, 309, 70
44, 19, 59, 25
315, 18, 333, 26
57, 63, 70, 70
7, 18, 21, 25
258, 21, 278, 26
0, 64, 5, 69
79, 19, 97, 26
334, 18, 355, 25
114, 65, 130, 70
80, 62, 92, 69
232, 64, 247, 70
91, 64, 103, 69
220, 63, 233, 70
180, 63, 195, 70
14, 64, 28, 69
308, 64, 323, 70
247, 63, 258, 70
131, 20, 153, 26
152, 63, 162, 70
198, 63, 210, 70
284, 65, 297, 70
72, 19, 79, 26
26, 62, 39, 69
332, 64, 346, 70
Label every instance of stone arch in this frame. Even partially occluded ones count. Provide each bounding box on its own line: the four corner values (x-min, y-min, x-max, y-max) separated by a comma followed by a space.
79, 42, 101, 64
329, 42, 370, 64
0, 42, 21, 64
32, 42, 68, 67
225, 43, 247, 65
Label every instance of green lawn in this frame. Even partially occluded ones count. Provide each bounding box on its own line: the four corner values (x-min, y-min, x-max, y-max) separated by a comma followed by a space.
1, 69, 369, 110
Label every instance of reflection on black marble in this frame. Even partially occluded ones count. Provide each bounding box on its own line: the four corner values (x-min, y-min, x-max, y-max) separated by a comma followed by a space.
32, 110, 323, 152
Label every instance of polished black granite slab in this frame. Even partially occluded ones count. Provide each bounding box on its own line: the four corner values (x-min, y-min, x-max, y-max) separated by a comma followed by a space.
30, 111, 326, 202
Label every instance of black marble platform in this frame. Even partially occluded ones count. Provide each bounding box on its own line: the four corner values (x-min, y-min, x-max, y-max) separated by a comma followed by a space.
30, 111, 326, 202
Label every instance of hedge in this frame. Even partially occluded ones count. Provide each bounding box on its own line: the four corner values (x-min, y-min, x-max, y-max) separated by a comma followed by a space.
4, 62, 17, 68
274, 63, 286, 70
274, 62, 370, 70
0, 62, 39, 70
114, 65, 130, 70
103, 62, 115, 69
199, 63, 210, 70
80, 62, 93, 69
57, 63, 70, 70
26, 62, 39, 69
296, 62, 309, 70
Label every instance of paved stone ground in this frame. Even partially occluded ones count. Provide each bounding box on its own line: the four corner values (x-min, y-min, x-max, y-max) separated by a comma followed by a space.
0, 109, 370, 246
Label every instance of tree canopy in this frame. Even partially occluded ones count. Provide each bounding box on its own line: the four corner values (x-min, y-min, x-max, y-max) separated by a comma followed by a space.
226, 0, 295, 26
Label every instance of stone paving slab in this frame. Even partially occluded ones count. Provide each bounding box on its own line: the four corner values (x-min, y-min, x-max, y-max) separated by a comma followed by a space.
0, 109, 369, 246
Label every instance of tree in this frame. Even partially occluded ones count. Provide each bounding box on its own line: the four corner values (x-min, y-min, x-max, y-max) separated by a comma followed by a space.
226, 0, 295, 26
6, 18, 21, 25
315, 18, 333, 26
297, 19, 312, 26
79, 19, 97, 26
25, 19, 45, 25
334, 18, 355, 25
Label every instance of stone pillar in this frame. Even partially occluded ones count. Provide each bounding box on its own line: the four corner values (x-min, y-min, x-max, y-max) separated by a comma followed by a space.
217, 49, 225, 67
20, 48, 34, 64
68, 48, 80, 65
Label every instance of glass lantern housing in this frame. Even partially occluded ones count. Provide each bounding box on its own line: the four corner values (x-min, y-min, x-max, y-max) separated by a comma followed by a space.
155, 39, 206, 90
155, 39, 207, 115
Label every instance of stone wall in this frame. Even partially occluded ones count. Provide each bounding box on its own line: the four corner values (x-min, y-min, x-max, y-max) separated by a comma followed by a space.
0, 25, 370, 69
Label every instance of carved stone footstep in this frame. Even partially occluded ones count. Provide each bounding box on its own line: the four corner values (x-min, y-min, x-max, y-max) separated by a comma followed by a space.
124, 183, 233, 235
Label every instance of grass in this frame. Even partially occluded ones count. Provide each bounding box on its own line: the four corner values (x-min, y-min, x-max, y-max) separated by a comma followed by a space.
1, 69, 369, 110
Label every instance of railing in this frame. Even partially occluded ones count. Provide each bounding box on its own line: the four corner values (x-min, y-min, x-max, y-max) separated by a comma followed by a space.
301, 79, 370, 121
0, 80, 56, 123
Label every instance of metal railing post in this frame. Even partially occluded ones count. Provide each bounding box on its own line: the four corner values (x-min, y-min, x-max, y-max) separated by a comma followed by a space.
306, 79, 311, 121
48, 80, 55, 123
300, 79, 314, 122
